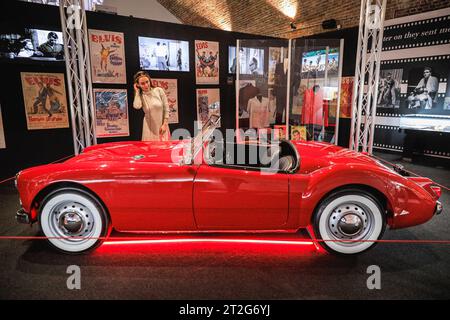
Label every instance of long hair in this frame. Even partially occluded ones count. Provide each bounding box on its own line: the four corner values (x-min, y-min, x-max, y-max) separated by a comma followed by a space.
133, 71, 155, 88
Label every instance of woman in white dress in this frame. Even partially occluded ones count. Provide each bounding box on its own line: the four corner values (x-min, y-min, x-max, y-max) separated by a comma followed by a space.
133, 71, 170, 141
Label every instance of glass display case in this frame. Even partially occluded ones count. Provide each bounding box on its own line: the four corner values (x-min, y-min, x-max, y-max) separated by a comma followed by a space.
289, 39, 344, 143
235, 38, 344, 144
235, 39, 290, 143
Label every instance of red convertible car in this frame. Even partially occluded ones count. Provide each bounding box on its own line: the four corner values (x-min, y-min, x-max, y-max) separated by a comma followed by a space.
15, 116, 442, 255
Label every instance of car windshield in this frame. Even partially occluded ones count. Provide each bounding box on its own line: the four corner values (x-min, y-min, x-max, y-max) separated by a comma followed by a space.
189, 114, 221, 162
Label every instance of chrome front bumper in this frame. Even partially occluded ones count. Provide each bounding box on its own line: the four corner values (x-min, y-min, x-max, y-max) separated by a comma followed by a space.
16, 208, 30, 224
435, 201, 443, 215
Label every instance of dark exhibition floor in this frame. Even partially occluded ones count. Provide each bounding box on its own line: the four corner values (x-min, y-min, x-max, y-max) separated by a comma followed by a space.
0, 152, 449, 300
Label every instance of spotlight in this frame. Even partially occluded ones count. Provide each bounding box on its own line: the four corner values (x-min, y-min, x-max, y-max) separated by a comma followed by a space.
290, 22, 297, 30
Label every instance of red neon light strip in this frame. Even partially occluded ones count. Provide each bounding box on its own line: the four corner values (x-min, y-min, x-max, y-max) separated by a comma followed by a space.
102, 239, 315, 246
1, 236, 450, 244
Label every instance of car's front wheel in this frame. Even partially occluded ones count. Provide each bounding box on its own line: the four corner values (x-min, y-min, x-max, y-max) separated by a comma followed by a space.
313, 189, 386, 255
39, 188, 110, 254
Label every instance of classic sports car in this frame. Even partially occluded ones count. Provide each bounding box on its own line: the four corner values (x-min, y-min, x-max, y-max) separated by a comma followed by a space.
15, 116, 443, 255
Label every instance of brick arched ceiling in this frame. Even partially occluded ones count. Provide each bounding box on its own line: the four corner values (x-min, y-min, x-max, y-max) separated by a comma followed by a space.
156, 0, 450, 38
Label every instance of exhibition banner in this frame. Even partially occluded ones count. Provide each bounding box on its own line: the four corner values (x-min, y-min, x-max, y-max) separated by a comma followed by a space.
372, 8, 450, 156
94, 89, 129, 138
195, 40, 219, 84
20, 72, 69, 130
89, 29, 127, 84
378, 11, 450, 115
0, 104, 5, 149
339, 77, 354, 118
196, 88, 221, 128
151, 78, 179, 124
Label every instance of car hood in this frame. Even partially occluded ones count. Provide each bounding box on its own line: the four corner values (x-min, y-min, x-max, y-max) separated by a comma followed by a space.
293, 141, 388, 174
65, 141, 188, 164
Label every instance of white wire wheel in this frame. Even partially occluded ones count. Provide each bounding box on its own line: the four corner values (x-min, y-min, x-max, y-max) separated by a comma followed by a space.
39, 188, 110, 254
313, 189, 386, 255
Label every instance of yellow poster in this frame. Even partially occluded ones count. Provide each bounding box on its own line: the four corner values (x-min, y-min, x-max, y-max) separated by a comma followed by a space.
89, 29, 127, 84
20, 72, 69, 130
290, 125, 307, 141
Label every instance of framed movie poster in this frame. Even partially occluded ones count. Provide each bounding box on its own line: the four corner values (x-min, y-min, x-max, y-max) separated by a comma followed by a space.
20, 72, 69, 130
151, 78, 179, 124
93, 89, 129, 138
0, 104, 5, 149
195, 40, 219, 84
89, 29, 127, 84
196, 88, 221, 128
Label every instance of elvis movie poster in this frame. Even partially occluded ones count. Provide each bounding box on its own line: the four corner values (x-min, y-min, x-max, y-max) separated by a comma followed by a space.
0, 104, 5, 149
89, 29, 127, 84
151, 78, 179, 124
196, 88, 221, 129
20, 72, 69, 130
94, 89, 129, 138
195, 40, 219, 85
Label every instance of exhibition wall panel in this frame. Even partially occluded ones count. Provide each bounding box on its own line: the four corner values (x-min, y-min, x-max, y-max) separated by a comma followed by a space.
0, 1, 272, 180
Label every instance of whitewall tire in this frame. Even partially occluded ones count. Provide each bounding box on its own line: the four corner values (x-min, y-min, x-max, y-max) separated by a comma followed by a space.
39, 188, 110, 254
313, 189, 386, 255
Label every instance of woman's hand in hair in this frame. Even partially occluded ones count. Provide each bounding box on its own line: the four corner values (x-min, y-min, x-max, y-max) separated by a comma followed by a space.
134, 83, 141, 95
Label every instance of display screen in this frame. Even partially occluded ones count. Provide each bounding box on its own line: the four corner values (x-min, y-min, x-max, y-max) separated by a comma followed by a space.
301, 48, 339, 77
138, 36, 190, 72
0, 29, 64, 60
228, 46, 264, 75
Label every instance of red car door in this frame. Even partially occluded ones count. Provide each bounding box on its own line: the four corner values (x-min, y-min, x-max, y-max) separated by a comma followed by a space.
109, 163, 198, 232
193, 164, 289, 230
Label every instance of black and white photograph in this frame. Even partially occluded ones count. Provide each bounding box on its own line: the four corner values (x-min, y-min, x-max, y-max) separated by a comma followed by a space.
229, 46, 264, 75
138, 36, 189, 72
406, 66, 440, 110
377, 69, 402, 108
0, 28, 64, 60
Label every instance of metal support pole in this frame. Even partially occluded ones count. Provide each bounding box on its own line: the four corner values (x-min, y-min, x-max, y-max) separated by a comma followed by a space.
60, 0, 96, 155
349, 0, 386, 154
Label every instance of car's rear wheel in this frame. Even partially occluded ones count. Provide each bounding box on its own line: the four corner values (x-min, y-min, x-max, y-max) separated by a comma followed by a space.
313, 189, 386, 255
39, 188, 110, 254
